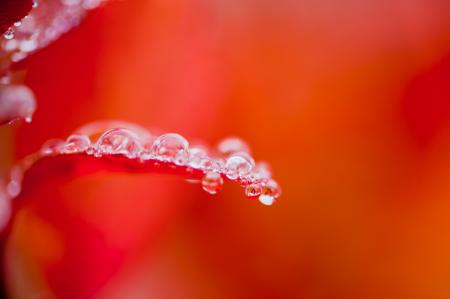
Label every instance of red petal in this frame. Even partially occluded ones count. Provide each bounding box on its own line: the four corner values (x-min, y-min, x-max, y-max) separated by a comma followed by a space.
0, 0, 32, 34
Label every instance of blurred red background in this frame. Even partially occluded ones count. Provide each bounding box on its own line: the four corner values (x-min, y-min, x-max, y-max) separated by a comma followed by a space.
2, 0, 450, 298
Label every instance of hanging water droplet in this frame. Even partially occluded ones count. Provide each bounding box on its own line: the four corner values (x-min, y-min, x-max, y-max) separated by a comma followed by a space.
261, 179, 282, 199
150, 133, 189, 162
41, 139, 65, 156
96, 128, 143, 158
217, 137, 250, 156
245, 183, 262, 197
63, 134, 91, 154
3, 28, 15, 40
258, 194, 275, 206
225, 152, 255, 180
201, 172, 223, 195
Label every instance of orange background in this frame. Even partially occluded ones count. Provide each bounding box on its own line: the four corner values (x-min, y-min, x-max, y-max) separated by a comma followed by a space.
3, 0, 450, 298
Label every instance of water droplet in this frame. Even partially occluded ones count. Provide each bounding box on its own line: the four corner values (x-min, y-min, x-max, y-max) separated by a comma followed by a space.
261, 179, 282, 198
217, 137, 250, 156
258, 194, 275, 206
6, 180, 21, 198
202, 172, 223, 195
245, 183, 262, 197
150, 133, 189, 162
63, 134, 91, 154
32, 0, 39, 8
3, 28, 15, 40
19, 39, 38, 52
0, 84, 36, 124
188, 147, 208, 168
247, 162, 272, 183
96, 128, 143, 158
14, 21, 22, 27
41, 139, 64, 156
174, 152, 189, 165
225, 152, 255, 180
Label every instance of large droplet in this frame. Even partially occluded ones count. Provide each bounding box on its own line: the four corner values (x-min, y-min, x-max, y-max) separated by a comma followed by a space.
261, 179, 282, 199
150, 133, 189, 162
188, 146, 208, 169
0, 85, 36, 125
41, 139, 65, 156
258, 179, 282, 205
225, 152, 255, 180
201, 172, 223, 195
63, 134, 91, 154
247, 162, 272, 183
96, 128, 143, 158
217, 137, 250, 156
245, 183, 262, 197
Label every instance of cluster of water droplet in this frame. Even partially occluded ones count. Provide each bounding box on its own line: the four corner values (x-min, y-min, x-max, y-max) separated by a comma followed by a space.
1, 0, 106, 67
35, 127, 282, 205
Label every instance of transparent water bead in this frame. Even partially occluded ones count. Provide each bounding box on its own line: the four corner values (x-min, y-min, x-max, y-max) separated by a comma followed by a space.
0, 84, 36, 124
225, 152, 255, 180
96, 128, 143, 158
261, 179, 282, 199
245, 183, 262, 197
151, 133, 189, 162
3, 28, 15, 40
258, 180, 281, 206
188, 146, 208, 169
41, 139, 65, 156
217, 137, 250, 156
201, 172, 223, 195
63, 134, 91, 154
247, 162, 272, 183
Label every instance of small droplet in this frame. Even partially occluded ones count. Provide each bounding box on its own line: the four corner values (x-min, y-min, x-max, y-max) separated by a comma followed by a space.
96, 128, 142, 158
217, 137, 250, 156
151, 133, 189, 162
3, 28, 15, 40
32, 0, 39, 8
225, 152, 255, 180
245, 183, 262, 197
63, 134, 91, 154
14, 21, 22, 27
41, 139, 64, 156
258, 194, 275, 206
202, 171, 223, 195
